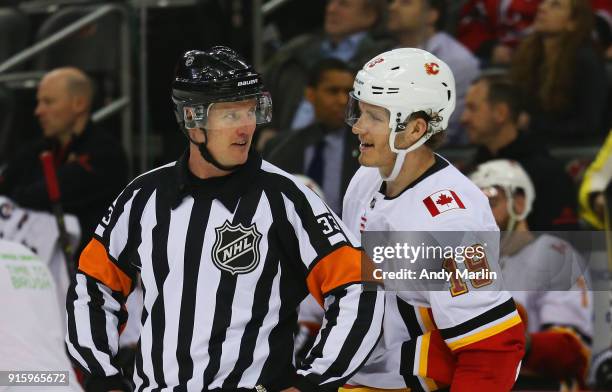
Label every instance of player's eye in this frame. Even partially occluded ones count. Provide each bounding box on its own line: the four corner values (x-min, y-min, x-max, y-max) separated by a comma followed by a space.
224, 112, 238, 120
367, 111, 382, 122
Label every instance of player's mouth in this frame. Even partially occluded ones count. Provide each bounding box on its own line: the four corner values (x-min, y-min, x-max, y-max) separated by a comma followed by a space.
360, 142, 374, 151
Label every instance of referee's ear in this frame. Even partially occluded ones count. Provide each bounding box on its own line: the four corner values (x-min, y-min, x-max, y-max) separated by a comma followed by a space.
187, 126, 207, 144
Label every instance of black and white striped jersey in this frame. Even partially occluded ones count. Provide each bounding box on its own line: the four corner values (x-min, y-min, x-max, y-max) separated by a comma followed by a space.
65, 150, 384, 392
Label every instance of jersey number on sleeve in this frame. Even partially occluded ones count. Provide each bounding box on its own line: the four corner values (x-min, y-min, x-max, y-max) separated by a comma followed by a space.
316, 213, 342, 237
101, 206, 114, 227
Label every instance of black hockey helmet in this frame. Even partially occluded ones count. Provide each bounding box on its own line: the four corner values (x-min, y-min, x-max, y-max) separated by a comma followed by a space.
171, 46, 272, 171
171, 46, 272, 129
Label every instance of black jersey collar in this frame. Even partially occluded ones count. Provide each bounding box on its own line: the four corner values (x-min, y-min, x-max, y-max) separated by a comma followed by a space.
172, 148, 262, 211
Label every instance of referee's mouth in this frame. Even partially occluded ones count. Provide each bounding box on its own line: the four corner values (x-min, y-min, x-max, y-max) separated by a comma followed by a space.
231, 138, 250, 149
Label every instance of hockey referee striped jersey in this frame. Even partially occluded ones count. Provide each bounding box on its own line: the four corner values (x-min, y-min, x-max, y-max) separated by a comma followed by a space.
65, 150, 384, 391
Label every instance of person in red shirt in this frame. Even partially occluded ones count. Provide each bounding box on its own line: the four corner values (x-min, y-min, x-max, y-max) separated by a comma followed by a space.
457, 0, 540, 65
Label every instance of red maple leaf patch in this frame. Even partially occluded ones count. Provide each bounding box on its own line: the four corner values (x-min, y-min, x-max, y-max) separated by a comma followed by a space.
436, 193, 453, 206
423, 190, 466, 217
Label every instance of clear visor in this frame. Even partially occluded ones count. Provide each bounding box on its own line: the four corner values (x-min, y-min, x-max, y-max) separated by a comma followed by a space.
345, 92, 391, 134
183, 92, 272, 130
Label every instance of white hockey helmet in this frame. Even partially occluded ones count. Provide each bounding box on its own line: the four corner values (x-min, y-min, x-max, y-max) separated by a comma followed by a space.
346, 48, 456, 181
469, 159, 536, 230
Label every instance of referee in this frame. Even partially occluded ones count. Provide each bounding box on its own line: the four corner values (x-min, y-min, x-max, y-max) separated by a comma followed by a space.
65, 46, 384, 392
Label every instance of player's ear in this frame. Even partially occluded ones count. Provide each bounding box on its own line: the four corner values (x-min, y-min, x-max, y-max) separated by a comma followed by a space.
410, 117, 428, 140
513, 192, 526, 216
396, 117, 428, 149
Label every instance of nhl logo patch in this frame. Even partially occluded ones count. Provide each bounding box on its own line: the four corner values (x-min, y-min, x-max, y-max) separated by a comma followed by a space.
212, 220, 262, 275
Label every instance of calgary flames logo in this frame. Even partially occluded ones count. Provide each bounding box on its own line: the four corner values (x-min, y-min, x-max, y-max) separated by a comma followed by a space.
424, 62, 439, 75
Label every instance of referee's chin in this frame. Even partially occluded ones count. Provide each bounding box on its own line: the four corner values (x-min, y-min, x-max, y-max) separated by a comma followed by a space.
229, 147, 250, 164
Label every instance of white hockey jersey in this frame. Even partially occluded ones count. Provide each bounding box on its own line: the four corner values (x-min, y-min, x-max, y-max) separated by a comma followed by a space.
343, 156, 522, 389
502, 234, 593, 338
0, 240, 83, 391
0, 196, 80, 322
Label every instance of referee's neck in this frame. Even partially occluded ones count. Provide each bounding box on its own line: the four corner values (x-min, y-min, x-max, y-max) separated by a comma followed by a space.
188, 144, 233, 179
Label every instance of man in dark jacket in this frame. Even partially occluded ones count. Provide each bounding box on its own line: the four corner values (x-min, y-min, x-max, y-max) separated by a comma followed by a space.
462, 74, 578, 230
262, 0, 393, 139
0, 67, 128, 254
265, 58, 359, 214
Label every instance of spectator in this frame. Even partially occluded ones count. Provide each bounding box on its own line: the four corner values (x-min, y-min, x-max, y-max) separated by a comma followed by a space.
457, 0, 540, 65
387, 0, 480, 145
262, 0, 393, 139
510, 0, 608, 141
0, 67, 128, 255
462, 74, 578, 230
265, 58, 359, 214
592, 0, 612, 58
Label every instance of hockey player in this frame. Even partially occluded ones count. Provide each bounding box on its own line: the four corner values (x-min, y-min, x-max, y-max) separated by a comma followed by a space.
341, 48, 525, 391
470, 159, 593, 389
65, 46, 384, 391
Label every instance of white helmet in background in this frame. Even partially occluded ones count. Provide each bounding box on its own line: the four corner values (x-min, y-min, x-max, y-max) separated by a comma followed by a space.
346, 48, 456, 181
469, 159, 536, 231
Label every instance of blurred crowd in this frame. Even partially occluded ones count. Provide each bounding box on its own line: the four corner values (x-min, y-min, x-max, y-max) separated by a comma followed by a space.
260, 0, 611, 148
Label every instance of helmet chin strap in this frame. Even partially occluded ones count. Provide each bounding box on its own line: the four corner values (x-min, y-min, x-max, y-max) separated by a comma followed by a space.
183, 126, 244, 172
504, 188, 519, 232
382, 128, 433, 182
506, 213, 518, 232
382, 150, 406, 182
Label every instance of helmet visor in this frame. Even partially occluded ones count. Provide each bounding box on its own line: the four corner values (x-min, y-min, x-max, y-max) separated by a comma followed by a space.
345, 92, 391, 134
182, 92, 272, 130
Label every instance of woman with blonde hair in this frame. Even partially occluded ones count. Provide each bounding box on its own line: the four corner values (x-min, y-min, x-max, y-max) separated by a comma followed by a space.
511, 0, 608, 142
